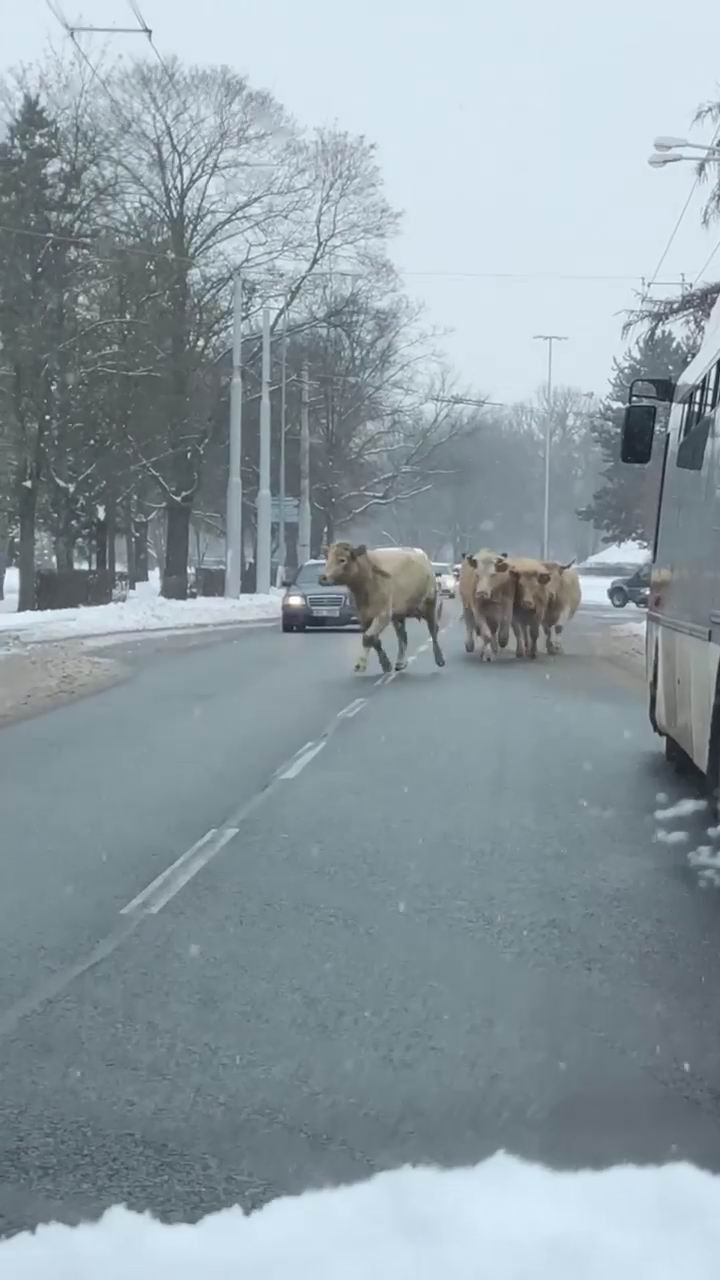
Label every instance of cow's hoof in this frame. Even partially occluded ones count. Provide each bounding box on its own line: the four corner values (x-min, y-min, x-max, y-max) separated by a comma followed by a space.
464, 640, 474, 654
395, 659, 408, 672
354, 661, 367, 674
481, 651, 493, 663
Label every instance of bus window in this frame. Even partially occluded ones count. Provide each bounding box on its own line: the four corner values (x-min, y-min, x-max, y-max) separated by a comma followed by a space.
677, 376, 712, 470
710, 360, 720, 410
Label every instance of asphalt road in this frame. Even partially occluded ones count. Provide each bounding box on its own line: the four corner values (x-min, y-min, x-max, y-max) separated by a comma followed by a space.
1, 597, 720, 1236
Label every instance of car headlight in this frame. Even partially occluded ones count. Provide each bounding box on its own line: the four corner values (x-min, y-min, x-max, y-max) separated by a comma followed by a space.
286, 594, 305, 607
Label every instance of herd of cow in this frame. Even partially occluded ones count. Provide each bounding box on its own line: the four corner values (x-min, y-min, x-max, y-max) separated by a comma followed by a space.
319, 542, 581, 675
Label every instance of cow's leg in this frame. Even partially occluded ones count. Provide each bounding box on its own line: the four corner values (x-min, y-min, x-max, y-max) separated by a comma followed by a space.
512, 619, 526, 658
488, 618, 500, 654
498, 616, 510, 649
553, 623, 564, 653
544, 624, 558, 655
356, 612, 392, 674
424, 596, 446, 668
463, 607, 475, 654
528, 618, 540, 659
392, 617, 409, 671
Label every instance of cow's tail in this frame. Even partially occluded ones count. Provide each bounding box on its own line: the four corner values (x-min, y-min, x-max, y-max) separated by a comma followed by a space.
436, 592, 444, 623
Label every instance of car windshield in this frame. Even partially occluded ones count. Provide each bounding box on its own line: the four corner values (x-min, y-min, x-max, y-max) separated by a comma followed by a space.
5, 4, 720, 1272
293, 562, 326, 586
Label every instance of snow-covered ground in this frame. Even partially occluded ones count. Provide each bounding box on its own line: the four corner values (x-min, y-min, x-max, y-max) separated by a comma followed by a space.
581, 540, 650, 569
3, 1153, 720, 1278
0, 568, 280, 643
579, 574, 616, 606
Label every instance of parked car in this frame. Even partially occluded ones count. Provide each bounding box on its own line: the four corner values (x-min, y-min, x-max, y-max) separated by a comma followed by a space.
432, 562, 456, 598
607, 565, 650, 608
282, 559, 359, 632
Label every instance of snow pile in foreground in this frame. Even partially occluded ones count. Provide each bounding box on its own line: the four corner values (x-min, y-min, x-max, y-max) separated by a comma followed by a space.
0, 591, 279, 642
4, 1153, 720, 1279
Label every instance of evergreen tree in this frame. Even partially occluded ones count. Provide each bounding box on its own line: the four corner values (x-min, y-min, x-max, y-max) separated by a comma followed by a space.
580, 327, 693, 547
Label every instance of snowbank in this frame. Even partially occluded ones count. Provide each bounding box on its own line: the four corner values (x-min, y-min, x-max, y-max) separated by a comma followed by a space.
0, 591, 279, 643
612, 621, 646, 663
579, 575, 616, 606
3, 1154, 720, 1278
581, 541, 650, 569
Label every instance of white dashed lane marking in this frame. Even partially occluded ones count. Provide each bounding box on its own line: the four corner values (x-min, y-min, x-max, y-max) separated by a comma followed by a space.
120, 827, 239, 916
336, 698, 368, 720
277, 740, 327, 779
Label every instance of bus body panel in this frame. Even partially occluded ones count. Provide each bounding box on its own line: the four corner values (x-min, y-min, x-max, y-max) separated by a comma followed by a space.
649, 613, 720, 773
644, 303, 720, 781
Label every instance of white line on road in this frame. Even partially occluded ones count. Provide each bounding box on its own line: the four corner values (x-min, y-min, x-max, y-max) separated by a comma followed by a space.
120, 827, 239, 916
277, 739, 326, 779
336, 697, 367, 720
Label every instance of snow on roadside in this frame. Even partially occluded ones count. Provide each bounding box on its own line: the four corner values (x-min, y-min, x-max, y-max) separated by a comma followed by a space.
0, 591, 279, 643
613, 621, 645, 655
578, 575, 616, 606
3, 1153, 720, 1279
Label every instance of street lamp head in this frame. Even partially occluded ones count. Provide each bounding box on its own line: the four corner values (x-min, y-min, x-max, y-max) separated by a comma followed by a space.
653, 135, 691, 151
648, 151, 684, 167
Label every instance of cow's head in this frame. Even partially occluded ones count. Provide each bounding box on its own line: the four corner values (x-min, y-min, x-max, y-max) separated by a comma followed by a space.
320, 541, 367, 585
512, 564, 551, 612
542, 559, 574, 600
468, 551, 510, 602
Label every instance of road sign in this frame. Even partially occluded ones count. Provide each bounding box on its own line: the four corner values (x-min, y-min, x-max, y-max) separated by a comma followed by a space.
271, 496, 299, 524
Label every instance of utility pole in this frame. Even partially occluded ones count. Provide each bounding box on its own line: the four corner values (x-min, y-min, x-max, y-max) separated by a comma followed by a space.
298, 360, 311, 564
533, 333, 567, 560
277, 303, 288, 581
256, 307, 272, 594
225, 271, 243, 597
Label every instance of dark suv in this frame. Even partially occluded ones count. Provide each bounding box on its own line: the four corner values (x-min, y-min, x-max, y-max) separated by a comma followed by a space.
607, 565, 651, 608
282, 560, 359, 632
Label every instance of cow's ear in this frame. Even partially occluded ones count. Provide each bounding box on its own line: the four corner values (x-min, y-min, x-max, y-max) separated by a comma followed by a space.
560, 559, 575, 573
538, 571, 551, 585
467, 555, 477, 569
494, 558, 508, 572
351, 544, 367, 560
499, 551, 508, 558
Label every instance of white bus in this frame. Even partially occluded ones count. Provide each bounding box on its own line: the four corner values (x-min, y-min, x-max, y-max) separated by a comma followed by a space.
622, 297, 720, 797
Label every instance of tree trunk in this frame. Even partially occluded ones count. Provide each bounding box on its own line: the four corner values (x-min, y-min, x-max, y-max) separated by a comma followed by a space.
125, 505, 137, 589
54, 536, 74, 571
162, 500, 191, 599
132, 519, 147, 581
107, 499, 117, 579
18, 482, 37, 612
95, 518, 108, 572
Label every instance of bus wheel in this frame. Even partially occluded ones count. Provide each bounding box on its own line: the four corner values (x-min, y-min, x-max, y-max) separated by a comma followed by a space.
665, 734, 693, 774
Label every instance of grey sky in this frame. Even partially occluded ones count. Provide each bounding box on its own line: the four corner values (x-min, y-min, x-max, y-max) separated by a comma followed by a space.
6, 0, 720, 401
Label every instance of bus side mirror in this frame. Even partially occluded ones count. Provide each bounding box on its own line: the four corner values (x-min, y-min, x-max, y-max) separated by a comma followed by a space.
621, 402, 656, 464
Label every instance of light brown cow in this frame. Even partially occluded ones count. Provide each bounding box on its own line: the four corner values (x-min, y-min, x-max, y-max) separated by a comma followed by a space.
542, 560, 582, 654
458, 549, 514, 662
320, 542, 445, 674
508, 557, 552, 659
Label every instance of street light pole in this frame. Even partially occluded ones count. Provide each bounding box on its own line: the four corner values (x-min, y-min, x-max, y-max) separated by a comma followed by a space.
256, 307, 272, 594
277, 303, 288, 581
533, 333, 567, 561
298, 360, 311, 564
225, 271, 243, 598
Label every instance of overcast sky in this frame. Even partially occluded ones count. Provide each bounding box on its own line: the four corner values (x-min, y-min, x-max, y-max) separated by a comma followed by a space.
6, 1, 720, 402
